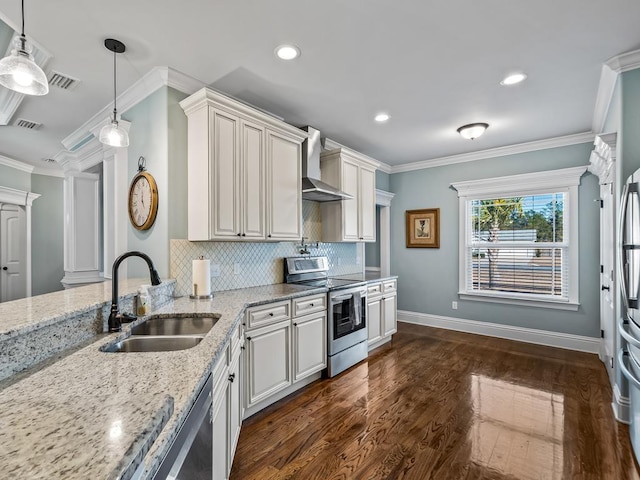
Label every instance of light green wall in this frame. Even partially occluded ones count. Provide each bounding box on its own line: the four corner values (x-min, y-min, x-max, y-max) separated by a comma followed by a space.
389, 142, 600, 337
121, 86, 189, 278
31, 174, 64, 295
621, 69, 640, 181
0, 164, 30, 191
376, 170, 390, 191
603, 77, 621, 134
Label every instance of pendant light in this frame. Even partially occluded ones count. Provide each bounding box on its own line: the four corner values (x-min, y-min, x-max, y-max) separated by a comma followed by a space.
0, 0, 49, 95
99, 38, 129, 147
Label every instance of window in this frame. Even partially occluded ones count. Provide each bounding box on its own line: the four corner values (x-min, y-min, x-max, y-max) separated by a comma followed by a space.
451, 166, 587, 310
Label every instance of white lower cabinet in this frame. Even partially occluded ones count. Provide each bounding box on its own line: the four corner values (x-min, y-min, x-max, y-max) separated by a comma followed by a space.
293, 310, 327, 381
367, 279, 398, 350
245, 319, 292, 407
211, 360, 229, 480
227, 348, 243, 469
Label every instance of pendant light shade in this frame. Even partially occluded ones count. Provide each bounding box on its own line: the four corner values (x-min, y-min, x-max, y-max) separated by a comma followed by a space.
0, 1, 49, 96
99, 38, 129, 147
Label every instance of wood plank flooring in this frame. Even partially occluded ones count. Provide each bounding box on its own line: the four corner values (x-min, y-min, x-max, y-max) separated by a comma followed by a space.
230, 323, 640, 480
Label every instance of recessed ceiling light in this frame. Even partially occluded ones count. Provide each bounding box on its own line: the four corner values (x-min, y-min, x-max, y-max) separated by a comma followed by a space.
374, 113, 390, 122
500, 73, 527, 86
275, 45, 300, 60
457, 123, 489, 140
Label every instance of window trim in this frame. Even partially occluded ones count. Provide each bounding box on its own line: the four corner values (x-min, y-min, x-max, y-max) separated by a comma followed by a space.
451, 166, 588, 310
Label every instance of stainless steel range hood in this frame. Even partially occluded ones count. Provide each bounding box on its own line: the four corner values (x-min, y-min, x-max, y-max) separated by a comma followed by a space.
301, 126, 353, 202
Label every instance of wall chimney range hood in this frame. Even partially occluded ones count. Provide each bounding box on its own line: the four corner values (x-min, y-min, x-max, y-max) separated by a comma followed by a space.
301, 126, 353, 202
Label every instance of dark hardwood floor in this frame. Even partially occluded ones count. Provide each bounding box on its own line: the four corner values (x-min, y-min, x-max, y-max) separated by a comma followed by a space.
230, 323, 640, 479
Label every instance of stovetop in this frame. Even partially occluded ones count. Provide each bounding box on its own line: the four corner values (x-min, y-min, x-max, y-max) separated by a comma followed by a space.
283, 256, 366, 291
290, 277, 366, 291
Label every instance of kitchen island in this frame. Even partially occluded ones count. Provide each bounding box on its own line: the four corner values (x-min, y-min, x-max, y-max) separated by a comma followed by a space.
0, 282, 326, 480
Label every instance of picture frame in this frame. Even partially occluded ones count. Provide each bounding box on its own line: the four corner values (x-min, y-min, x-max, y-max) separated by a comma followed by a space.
406, 208, 440, 248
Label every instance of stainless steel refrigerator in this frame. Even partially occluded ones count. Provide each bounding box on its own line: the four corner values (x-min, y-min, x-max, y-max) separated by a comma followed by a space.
618, 170, 640, 461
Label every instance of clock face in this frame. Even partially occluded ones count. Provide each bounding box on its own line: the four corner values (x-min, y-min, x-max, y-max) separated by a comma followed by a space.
128, 172, 158, 230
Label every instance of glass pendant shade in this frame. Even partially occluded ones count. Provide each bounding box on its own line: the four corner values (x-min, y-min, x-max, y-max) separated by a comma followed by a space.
0, 35, 49, 96
457, 123, 489, 140
99, 120, 129, 147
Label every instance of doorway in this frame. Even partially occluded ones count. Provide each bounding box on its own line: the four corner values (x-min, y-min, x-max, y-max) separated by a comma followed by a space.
0, 203, 26, 302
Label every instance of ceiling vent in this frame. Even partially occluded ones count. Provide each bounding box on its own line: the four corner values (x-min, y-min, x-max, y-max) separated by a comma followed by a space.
48, 71, 80, 91
15, 118, 42, 130
41, 158, 56, 163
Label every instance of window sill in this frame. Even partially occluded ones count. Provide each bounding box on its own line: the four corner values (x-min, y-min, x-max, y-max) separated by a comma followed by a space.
458, 292, 579, 311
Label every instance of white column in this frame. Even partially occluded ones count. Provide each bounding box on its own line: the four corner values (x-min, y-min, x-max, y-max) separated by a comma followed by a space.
61, 172, 103, 287
102, 146, 129, 279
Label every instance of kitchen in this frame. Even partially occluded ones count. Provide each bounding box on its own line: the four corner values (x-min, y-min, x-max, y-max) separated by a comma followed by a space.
1, 1, 640, 479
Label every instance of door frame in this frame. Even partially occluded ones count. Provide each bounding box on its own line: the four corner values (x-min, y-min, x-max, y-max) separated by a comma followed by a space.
0, 186, 40, 298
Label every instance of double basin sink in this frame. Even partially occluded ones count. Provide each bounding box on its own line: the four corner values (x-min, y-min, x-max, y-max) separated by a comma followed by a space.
102, 315, 220, 353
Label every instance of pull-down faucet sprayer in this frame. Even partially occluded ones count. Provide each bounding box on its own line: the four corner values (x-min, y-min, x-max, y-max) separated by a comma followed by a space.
108, 251, 162, 332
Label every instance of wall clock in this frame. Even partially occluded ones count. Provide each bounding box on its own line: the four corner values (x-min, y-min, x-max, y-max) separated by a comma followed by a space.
128, 156, 158, 230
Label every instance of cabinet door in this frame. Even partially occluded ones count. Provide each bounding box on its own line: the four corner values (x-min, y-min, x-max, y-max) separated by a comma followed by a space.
245, 320, 291, 407
211, 109, 241, 239
211, 366, 230, 480
383, 294, 397, 337
367, 297, 382, 345
341, 159, 360, 241
359, 167, 376, 241
227, 348, 243, 471
266, 131, 301, 240
241, 120, 265, 239
293, 311, 327, 381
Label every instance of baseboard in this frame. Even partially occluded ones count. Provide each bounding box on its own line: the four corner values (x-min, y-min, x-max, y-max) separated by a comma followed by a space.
398, 310, 600, 354
614, 383, 630, 424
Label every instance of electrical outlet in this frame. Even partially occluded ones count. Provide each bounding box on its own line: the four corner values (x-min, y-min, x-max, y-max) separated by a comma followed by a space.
452, 301, 458, 310
233, 263, 241, 275
211, 264, 221, 277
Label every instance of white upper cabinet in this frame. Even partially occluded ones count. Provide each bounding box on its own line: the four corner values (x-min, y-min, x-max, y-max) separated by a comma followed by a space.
319, 146, 378, 242
180, 88, 305, 241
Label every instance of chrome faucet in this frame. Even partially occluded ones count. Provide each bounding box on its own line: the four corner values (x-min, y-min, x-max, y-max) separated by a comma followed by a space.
108, 251, 162, 332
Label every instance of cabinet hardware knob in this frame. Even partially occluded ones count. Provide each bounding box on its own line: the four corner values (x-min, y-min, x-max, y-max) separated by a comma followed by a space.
241, 345, 245, 350
228, 373, 235, 382
242, 322, 246, 326
269, 313, 274, 317
246, 336, 251, 341
310, 303, 314, 307
1, 266, 7, 271
242, 233, 246, 237
268, 234, 272, 238
293, 322, 297, 326
237, 233, 241, 236
602, 285, 610, 291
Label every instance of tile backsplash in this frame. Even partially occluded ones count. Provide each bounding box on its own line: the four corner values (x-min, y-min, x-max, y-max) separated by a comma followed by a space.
170, 201, 364, 296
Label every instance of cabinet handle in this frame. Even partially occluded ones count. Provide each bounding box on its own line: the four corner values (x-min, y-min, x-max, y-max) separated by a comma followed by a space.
293, 322, 298, 326
309, 303, 314, 307
242, 233, 246, 237
241, 345, 245, 350
237, 233, 241, 237
268, 234, 272, 238
228, 373, 235, 383
246, 336, 251, 341
602, 285, 610, 291
269, 313, 274, 317
1, 266, 7, 271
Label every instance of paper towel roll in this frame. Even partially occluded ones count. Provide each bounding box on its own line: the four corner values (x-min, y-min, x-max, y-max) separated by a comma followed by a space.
192, 258, 211, 296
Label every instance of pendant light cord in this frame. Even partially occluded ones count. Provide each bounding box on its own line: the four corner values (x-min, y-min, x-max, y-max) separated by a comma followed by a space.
21, 0, 25, 36
112, 48, 117, 121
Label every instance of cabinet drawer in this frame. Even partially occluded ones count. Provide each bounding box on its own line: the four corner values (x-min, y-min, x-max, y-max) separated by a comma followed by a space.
245, 300, 290, 329
367, 283, 383, 298
383, 280, 397, 294
292, 294, 326, 317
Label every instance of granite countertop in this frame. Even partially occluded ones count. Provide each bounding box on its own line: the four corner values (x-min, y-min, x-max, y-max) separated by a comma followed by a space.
0, 278, 171, 340
0, 283, 327, 480
332, 272, 398, 283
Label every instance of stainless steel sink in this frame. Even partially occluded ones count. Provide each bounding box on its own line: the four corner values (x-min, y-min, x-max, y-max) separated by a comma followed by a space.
130, 316, 219, 336
103, 335, 204, 353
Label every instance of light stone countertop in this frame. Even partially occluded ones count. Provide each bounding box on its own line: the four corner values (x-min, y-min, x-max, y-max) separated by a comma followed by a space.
0, 278, 169, 340
0, 283, 327, 480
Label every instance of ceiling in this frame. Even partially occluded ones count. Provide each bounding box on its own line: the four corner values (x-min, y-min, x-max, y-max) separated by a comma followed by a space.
0, 0, 639, 173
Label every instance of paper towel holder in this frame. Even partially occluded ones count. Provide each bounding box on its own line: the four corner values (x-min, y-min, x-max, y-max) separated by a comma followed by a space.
189, 282, 213, 300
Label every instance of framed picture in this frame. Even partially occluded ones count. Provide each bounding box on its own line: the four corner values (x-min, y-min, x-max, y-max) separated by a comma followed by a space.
406, 208, 440, 248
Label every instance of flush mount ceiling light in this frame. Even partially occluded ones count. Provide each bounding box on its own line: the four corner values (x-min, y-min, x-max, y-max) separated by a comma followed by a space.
275, 45, 300, 60
99, 38, 129, 148
374, 113, 390, 122
500, 72, 527, 86
457, 123, 489, 140
0, 0, 49, 95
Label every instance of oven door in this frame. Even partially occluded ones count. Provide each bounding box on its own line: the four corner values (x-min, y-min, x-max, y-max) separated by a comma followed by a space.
328, 287, 367, 355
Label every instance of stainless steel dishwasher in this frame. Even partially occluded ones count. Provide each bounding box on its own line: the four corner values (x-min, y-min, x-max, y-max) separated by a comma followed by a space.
153, 374, 213, 480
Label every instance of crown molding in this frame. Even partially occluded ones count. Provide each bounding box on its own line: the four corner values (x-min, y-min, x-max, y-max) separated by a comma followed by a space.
375, 189, 395, 207
54, 136, 109, 174
31, 167, 65, 178
391, 132, 595, 174
606, 48, 640, 74
321, 138, 382, 170
0, 154, 35, 173
0, 185, 41, 206
62, 66, 206, 151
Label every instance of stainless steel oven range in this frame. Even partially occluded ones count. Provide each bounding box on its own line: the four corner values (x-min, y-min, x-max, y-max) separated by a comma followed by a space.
284, 256, 367, 377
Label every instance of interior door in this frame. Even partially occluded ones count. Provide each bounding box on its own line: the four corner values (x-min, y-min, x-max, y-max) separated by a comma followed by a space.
0, 203, 26, 302
600, 183, 615, 375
